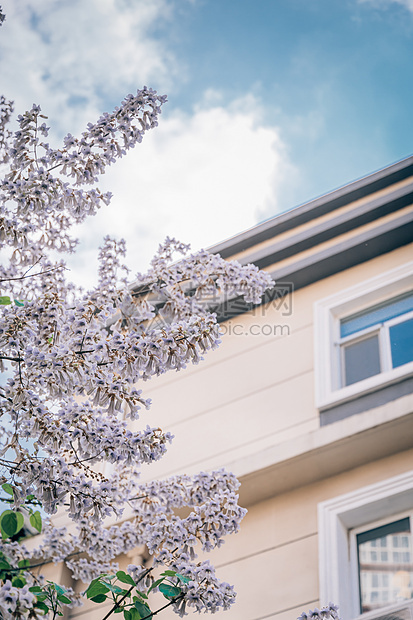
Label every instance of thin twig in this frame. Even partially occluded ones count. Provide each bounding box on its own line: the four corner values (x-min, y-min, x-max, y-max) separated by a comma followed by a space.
100, 584, 135, 620
4, 551, 82, 574
21, 256, 43, 278
140, 594, 184, 620
100, 567, 154, 620
0, 265, 66, 283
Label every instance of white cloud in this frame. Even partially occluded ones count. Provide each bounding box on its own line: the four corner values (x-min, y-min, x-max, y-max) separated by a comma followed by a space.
67, 95, 290, 288
358, 0, 413, 12
0, 0, 180, 136
0, 1, 293, 290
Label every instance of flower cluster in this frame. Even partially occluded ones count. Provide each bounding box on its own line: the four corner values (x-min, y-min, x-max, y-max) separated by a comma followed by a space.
0, 96, 13, 164
0, 581, 35, 620
298, 604, 341, 620
0, 74, 274, 617
127, 559, 237, 617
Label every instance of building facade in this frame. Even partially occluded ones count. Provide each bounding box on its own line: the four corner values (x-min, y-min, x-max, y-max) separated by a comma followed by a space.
67, 156, 413, 620
138, 155, 413, 620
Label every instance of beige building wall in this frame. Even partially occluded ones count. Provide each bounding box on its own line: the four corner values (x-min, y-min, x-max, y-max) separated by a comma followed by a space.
61, 238, 413, 620
114, 240, 412, 620
138, 243, 413, 481
207, 448, 413, 620
66, 446, 413, 620
57, 158, 413, 620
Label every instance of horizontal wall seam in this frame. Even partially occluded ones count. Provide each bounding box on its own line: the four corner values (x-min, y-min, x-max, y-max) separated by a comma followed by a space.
214, 531, 317, 568
249, 600, 319, 620
148, 321, 311, 393
150, 410, 317, 479
168, 368, 314, 429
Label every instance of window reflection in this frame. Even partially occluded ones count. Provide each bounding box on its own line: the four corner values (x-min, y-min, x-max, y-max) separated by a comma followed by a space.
357, 518, 413, 613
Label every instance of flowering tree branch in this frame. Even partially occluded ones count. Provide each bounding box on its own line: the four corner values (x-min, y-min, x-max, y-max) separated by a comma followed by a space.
0, 9, 275, 616
1, 16, 341, 619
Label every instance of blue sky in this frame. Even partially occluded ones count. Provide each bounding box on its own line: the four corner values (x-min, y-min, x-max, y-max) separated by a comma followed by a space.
168, 0, 413, 206
0, 0, 412, 286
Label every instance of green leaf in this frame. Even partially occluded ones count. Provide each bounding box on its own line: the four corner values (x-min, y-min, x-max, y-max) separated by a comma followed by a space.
15, 511, 24, 532
57, 594, 72, 604
176, 573, 190, 584
116, 570, 135, 586
0, 558, 11, 570
18, 558, 30, 569
158, 583, 181, 599
12, 576, 26, 588
160, 570, 177, 577
35, 601, 49, 614
29, 510, 42, 532
29, 586, 43, 593
91, 594, 108, 603
147, 577, 165, 594
0, 510, 24, 537
101, 580, 125, 594
124, 611, 132, 620
86, 579, 110, 599
53, 583, 66, 595
133, 600, 152, 619
114, 607, 124, 613
0, 296, 11, 305
1, 483, 13, 496
14, 300, 24, 307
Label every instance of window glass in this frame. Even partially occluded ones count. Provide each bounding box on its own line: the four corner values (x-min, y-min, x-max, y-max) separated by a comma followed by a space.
357, 518, 413, 613
339, 291, 413, 388
341, 291, 413, 338
390, 318, 413, 368
343, 335, 381, 386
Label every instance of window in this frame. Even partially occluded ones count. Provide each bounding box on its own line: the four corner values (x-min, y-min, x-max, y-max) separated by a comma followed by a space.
354, 517, 413, 614
315, 262, 413, 409
318, 471, 413, 620
339, 292, 413, 388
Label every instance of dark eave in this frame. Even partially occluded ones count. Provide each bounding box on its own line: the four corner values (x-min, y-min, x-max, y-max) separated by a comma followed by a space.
236, 181, 413, 270
203, 156, 413, 323
209, 155, 413, 260
129, 157, 413, 324
271, 209, 413, 291
213, 198, 413, 322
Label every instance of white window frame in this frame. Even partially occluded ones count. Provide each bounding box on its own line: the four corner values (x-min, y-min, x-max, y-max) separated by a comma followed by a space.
318, 470, 413, 620
339, 308, 413, 387
314, 262, 413, 410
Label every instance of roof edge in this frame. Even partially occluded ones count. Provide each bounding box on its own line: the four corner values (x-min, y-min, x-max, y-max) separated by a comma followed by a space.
209, 155, 413, 259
